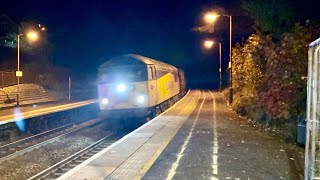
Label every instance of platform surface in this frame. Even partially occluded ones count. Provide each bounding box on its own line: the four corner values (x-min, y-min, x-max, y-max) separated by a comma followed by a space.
0, 100, 97, 125
59, 90, 298, 180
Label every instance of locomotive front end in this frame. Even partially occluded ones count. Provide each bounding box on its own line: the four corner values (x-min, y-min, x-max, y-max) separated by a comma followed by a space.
98, 81, 148, 110
98, 60, 149, 111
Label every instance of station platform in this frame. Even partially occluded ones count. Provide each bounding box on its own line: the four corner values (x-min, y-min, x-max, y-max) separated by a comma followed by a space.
58, 90, 299, 180
0, 100, 97, 125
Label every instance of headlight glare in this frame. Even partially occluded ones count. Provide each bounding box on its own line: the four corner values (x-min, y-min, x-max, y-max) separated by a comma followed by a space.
101, 98, 109, 105
137, 95, 145, 104
117, 84, 126, 92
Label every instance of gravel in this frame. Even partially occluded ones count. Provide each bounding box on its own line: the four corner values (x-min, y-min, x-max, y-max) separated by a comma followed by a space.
0, 124, 111, 180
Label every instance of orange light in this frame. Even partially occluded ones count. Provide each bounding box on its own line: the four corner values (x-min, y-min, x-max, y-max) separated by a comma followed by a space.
26, 32, 38, 41
204, 40, 214, 49
204, 12, 219, 24
41, 27, 46, 31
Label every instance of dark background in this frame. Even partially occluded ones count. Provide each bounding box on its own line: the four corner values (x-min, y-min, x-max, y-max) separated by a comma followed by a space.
0, 0, 319, 89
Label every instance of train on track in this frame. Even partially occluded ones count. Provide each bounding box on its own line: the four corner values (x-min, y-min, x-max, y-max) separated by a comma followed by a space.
97, 54, 186, 127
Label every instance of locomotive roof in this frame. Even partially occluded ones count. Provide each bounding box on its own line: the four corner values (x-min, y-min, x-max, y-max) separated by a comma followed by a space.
99, 54, 178, 71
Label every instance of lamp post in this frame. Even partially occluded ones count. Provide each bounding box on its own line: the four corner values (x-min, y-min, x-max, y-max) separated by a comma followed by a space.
16, 31, 39, 106
203, 12, 233, 104
229, 15, 233, 104
203, 40, 222, 92
219, 42, 222, 92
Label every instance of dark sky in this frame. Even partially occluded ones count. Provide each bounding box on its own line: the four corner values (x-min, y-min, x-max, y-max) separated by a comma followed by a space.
1, 0, 319, 87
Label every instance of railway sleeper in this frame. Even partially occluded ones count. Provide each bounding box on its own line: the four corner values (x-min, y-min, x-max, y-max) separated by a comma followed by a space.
17, 145, 25, 149
67, 163, 78, 168
100, 142, 114, 147
86, 152, 97, 156
61, 167, 72, 172
78, 156, 88, 161
70, 159, 80, 164
53, 172, 65, 177
73, 159, 84, 164
90, 150, 101, 153
99, 145, 110, 148
56, 168, 64, 173
82, 155, 92, 159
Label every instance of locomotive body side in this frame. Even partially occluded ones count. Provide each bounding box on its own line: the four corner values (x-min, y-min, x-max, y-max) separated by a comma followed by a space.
147, 64, 180, 107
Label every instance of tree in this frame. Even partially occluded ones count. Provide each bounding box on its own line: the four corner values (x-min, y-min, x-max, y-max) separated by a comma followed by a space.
232, 34, 269, 119
259, 24, 318, 120
241, 0, 295, 38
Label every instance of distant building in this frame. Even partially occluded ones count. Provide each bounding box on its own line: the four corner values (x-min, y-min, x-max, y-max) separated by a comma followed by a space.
0, 14, 18, 48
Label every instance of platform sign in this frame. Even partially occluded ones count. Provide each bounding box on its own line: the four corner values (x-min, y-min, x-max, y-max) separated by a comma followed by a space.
16, 71, 23, 77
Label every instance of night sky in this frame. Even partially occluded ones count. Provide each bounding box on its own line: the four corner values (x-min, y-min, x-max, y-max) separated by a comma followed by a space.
1, 0, 319, 88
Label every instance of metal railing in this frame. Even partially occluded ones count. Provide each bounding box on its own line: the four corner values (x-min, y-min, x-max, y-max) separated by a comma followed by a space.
305, 37, 320, 180
0, 71, 16, 88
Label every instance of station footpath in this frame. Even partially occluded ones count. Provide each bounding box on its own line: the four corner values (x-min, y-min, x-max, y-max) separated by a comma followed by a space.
0, 100, 97, 125
59, 90, 298, 180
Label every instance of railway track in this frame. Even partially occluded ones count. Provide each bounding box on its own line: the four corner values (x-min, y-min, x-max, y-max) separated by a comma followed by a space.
29, 133, 117, 180
0, 118, 101, 164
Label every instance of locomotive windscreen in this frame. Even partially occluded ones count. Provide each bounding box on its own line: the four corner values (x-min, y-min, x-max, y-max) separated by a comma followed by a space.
98, 65, 147, 84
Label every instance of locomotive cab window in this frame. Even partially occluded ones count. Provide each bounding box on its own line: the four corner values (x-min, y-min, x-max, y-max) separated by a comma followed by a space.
149, 67, 155, 80
99, 65, 147, 83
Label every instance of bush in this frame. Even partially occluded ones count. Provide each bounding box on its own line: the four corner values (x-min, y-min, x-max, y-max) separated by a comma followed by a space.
231, 24, 320, 139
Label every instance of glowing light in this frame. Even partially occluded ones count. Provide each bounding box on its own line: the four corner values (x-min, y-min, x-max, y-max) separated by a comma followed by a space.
41, 27, 46, 31
204, 12, 220, 24
204, 40, 214, 49
14, 107, 26, 132
117, 84, 126, 92
101, 98, 109, 105
137, 95, 145, 104
26, 32, 38, 41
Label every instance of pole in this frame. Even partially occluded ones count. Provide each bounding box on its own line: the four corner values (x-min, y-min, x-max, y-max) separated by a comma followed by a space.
229, 15, 233, 105
1, 72, 3, 87
219, 42, 222, 92
68, 77, 71, 100
17, 34, 20, 106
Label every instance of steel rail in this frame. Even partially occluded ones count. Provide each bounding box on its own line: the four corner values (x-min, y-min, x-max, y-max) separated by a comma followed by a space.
28, 133, 116, 180
0, 118, 100, 164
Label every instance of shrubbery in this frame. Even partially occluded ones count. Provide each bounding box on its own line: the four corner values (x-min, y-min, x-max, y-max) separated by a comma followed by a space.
232, 24, 320, 138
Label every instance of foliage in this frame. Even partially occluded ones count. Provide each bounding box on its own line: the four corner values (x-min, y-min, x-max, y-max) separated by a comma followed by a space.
232, 34, 273, 122
232, 23, 320, 130
241, 0, 295, 38
259, 24, 314, 120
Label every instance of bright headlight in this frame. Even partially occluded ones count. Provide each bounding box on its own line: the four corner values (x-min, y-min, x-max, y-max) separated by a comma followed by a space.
137, 95, 145, 104
101, 98, 109, 105
117, 84, 126, 92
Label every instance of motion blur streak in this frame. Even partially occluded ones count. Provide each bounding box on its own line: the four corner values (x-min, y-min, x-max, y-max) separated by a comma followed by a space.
14, 107, 26, 132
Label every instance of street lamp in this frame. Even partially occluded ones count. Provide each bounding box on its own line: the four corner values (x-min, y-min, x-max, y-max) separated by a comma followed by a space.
203, 40, 223, 92
26, 32, 38, 41
203, 12, 233, 104
203, 40, 214, 49
16, 31, 39, 106
204, 12, 219, 24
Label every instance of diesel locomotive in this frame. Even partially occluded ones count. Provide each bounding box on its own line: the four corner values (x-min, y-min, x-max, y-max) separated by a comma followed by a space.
97, 54, 186, 122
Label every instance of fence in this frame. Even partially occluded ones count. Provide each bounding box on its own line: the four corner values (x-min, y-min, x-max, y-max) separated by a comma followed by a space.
0, 71, 16, 88
305, 37, 320, 180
